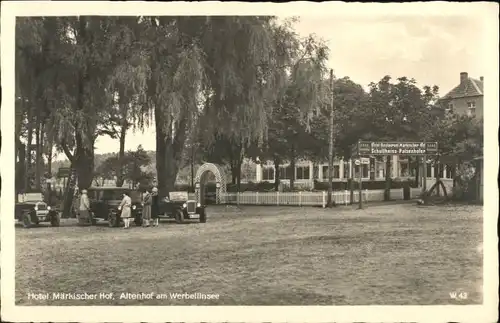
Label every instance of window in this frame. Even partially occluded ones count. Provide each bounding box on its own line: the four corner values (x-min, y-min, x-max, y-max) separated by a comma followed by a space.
446, 102, 454, 113
467, 101, 476, 117
399, 162, 409, 177
313, 166, 319, 180
333, 165, 340, 179
375, 161, 385, 179
322, 165, 329, 180
436, 164, 444, 178
321, 165, 339, 179
102, 189, 129, 200
445, 164, 454, 179
296, 166, 310, 180
343, 162, 350, 178
280, 166, 292, 180
426, 164, 432, 178
262, 167, 274, 181
354, 165, 369, 179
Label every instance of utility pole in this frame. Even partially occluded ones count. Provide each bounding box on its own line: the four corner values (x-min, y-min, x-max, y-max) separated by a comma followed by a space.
327, 69, 334, 208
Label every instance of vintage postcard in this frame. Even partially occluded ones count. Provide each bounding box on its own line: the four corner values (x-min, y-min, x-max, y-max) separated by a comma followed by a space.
1, 1, 498, 322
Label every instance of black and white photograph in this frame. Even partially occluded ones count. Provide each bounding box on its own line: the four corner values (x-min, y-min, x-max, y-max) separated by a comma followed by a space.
1, 1, 498, 322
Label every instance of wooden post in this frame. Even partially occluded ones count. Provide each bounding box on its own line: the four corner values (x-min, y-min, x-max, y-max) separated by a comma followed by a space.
436, 153, 441, 197
327, 69, 335, 207
357, 141, 363, 209
299, 191, 302, 207
423, 141, 427, 193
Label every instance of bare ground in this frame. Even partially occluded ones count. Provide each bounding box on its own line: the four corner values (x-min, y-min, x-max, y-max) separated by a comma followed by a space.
15, 203, 483, 305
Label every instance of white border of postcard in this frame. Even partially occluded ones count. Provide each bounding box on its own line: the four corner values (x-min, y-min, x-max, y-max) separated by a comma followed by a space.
1, 1, 499, 322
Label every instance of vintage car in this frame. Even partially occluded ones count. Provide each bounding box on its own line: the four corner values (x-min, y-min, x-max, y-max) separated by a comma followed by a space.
86, 187, 143, 227
15, 192, 61, 228
157, 191, 207, 224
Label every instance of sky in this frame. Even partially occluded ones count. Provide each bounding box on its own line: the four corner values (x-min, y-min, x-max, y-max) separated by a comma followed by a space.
78, 15, 485, 159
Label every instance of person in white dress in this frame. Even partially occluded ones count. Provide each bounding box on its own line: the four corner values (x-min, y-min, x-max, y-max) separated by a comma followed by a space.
119, 192, 132, 229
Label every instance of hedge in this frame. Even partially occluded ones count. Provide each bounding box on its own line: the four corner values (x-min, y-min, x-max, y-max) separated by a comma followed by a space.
173, 179, 417, 193
313, 179, 418, 191
173, 181, 276, 193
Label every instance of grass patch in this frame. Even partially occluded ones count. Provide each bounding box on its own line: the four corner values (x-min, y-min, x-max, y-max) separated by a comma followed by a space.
15, 204, 483, 305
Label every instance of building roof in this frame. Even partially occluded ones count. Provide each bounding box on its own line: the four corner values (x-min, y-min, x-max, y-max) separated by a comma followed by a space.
441, 77, 483, 100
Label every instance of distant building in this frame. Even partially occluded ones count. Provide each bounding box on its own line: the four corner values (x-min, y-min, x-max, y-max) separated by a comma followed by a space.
253, 74, 484, 187
438, 72, 484, 118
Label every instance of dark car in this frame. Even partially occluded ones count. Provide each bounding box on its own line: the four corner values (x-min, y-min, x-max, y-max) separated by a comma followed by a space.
157, 191, 207, 224
15, 192, 61, 228
86, 187, 143, 227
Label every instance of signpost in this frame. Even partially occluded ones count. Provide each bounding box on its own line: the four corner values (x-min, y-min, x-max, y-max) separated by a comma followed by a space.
354, 141, 439, 209
357, 141, 438, 156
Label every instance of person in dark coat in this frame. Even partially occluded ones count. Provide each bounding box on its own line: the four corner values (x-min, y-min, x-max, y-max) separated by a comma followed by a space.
151, 186, 160, 227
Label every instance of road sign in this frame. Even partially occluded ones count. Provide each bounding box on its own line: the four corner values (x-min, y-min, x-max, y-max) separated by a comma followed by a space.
57, 167, 71, 178
357, 141, 438, 156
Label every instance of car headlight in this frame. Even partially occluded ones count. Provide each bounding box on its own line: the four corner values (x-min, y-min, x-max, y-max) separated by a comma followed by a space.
182, 203, 187, 208
118, 206, 121, 210
34, 206, 38, 211
197, 203, 201, 207
132, 205, 136, 210
47, 206, 51, 210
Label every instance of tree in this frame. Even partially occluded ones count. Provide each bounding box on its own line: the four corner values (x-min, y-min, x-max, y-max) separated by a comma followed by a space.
429, 112, 483, 192
365, 76, 441, 199
93, 155, 120, 186
100, 17, 150, 187
246, 30, 329, 191
122, 145, 153, 189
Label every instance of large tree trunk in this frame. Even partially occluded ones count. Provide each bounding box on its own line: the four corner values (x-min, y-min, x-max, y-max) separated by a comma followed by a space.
47, 134, 53, 177
273, 157, 281, 191
16, 140, 26, 197
115, 124, 127, 187
155, 107, 188, 198
35, 119, 42, 190
115, 86, 128, 187
384, 155, 391, 201
73, 133, 95, 190
25, 107, 33, 192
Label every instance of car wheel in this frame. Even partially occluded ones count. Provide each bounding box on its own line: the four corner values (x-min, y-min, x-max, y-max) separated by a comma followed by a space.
108, 212, 117, 227
50, 212, 61, 227
134, 215, 143, 227
199, 209, 207, 223
22, 212, 32, 228
175, 210, 184, 224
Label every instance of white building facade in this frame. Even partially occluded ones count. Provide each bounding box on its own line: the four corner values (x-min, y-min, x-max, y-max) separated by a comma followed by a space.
255, 156, 454, 187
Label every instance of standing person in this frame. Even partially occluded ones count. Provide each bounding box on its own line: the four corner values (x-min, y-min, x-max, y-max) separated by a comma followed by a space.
119, 192, 132, 229
151, 187, 160, 227
78, 189, 91, 225
142, 188, 152, 227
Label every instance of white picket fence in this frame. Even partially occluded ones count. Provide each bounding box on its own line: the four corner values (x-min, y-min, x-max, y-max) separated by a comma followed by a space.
203, 188, 423, 207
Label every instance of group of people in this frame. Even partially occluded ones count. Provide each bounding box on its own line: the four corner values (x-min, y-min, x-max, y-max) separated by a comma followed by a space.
78, 186, 162, 228
118, 186, 162, 229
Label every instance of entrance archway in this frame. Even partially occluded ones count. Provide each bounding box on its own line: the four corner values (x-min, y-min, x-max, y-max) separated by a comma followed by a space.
194, 163, 227, 204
